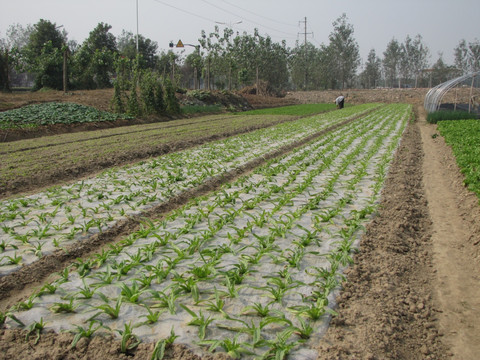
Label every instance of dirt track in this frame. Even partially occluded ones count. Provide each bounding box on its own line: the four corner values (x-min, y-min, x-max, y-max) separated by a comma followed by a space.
0, 90, 479, 359
419, 109, 480, 359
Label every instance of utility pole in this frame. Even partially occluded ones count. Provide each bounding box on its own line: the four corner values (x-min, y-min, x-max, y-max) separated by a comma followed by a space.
299, 17, 313, 90
136, 0, 139, 54
63, 47, 68, 94
55, 25, 67, 94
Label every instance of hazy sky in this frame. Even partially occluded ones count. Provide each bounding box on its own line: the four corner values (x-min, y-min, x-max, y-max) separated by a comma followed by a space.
1, 0, 479, 66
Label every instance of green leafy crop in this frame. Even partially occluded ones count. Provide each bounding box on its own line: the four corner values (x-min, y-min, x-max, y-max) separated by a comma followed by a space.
0, 102, 133, 129
438, 119, 480, 198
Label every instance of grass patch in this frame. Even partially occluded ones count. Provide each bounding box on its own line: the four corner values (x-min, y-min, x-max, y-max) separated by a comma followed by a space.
0, 102, 133, 129
240, 103, 336, 116
426, 110, 475, 124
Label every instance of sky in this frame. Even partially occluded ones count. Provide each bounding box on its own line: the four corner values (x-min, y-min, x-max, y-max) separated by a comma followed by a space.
1, 0, 479, 67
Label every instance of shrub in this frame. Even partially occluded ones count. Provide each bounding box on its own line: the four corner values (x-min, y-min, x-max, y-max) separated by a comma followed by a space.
154, 80, 166, 115
188, 90, 214, 102
164, 79, 180, 115
140, 70, 156, 115
112, 80, 126, 114
127, 86, 140, 118
111, 57, 179, 117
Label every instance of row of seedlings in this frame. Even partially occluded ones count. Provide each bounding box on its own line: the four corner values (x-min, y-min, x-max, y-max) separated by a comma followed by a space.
0, 105, 377, 275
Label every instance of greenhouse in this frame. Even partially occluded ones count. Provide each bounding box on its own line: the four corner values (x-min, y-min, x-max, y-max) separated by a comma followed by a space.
424, 71, 480, 115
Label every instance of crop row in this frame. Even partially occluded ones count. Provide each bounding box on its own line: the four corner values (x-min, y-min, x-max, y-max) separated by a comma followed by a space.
0, 113, 292, 154
2, 104, 411, 358
0, 104, 376, 275
0, 112, 295, 196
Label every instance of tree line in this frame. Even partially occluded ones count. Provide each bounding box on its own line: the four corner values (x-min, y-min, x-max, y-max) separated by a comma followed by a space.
1, 14, 479, 94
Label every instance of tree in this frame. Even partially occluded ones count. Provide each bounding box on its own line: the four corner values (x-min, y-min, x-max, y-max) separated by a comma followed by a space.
0, 47, 9, 91
455, 39, 469, 74
360, 49, 381, 89
163, 78, 180, 114
72, 23, 117, 89
117, 30, 158, 69
2, 24, 32, 51
429, 53, 461, 87
157, 50, 173, 80
257, 36, 289, 93
21, 19, 66, 90
198, 26, 237, 90
327, 13, 360, 89
184, 51, 203, 89
225, 29, 289, 93
0, 24, 36, 89
399, 34, 429, 87
198, 27, 215, 90
383, 38, 402, 87
230, 31, 260, 90
454, 39, 480, 74
289, 41, 336, 91
25, 19, 64, 60
409, 35, 430, 87
290, 42, 317, 90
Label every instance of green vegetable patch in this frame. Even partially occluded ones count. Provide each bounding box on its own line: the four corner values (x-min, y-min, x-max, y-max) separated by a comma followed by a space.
438, 119, 480, 199
0, 102, 133, 129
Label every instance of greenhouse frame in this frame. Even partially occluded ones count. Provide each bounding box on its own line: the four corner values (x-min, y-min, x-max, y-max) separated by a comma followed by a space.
424, 71, 480, 115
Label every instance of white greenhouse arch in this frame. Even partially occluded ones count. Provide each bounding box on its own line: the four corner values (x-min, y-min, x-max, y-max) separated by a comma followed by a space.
424, 71, 480, 114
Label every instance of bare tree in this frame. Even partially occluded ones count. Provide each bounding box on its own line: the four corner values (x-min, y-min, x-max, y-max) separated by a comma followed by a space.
360, 49, 381, 89
383, 38, 401, 88
455, 39, 480, 74
328, 13, 360, 89
400, 35, 430, 87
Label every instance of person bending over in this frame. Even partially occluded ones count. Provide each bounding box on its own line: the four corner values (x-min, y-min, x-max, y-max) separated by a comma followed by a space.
335, 95, 345, 109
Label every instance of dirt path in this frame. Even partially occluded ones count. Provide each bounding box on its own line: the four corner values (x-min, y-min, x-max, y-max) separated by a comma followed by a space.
418, 107, 480, 360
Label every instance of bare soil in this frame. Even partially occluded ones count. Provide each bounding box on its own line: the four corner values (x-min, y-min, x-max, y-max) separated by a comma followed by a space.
0, 89, 479, 359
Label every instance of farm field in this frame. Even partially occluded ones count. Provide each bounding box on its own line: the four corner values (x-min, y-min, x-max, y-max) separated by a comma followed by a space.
0, 104, 377, 276
0, 112, 302, 198
0, 89, 479, 359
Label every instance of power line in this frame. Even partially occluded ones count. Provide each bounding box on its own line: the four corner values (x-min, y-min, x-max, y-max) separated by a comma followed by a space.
151, 0, 217, 24
200, 0, 298, 39
150, 0, 298, 44
220, 0, 298, 29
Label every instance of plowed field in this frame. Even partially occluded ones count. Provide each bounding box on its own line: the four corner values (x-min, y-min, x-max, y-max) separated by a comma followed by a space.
0, 89, 479, 360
